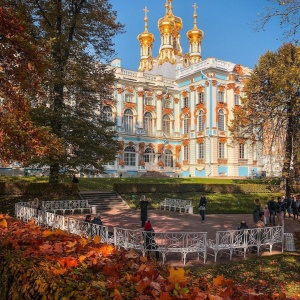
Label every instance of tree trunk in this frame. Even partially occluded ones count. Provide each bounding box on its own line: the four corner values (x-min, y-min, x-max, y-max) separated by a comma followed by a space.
49, 163, 60, 183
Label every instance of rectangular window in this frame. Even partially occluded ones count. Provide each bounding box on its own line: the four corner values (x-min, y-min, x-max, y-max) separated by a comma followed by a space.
198, 92, 204, 104
234, 94, 240, 106
125, 94, 134, 103
198, 143, 204, 159
124, 153, 136, 166
239, 143, 245, 159
144, 97, 153, 105
183, 97, 189, 108
219, 143, 225, 158
184, 145, 189, 160
218, 91, 224, 103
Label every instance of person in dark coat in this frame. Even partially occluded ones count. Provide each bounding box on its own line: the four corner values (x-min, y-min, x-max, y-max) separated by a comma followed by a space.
91, 213, 103, 226
252, 199, 261, 224
72, 175, 79, 183
198, 194, 207, 223
139, 195, 150, 227
143, 220, 159, 260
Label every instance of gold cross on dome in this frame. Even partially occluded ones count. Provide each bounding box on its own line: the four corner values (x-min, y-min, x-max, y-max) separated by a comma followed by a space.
143, 6, 149, 18
193, 3, 198, 14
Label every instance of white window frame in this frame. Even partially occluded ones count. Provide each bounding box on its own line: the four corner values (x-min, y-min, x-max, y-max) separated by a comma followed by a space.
198, 110, 204, 132
198, 92, 204, 104
162, 115, 170, 135
218, 109, 225, 131
143, 112, 153, 135
124, 109, 133, 133
144, 148, 155, 163
183, 97, 189, 108
183, 114, 189, 134
164, 149, 173, 167
234, 94, 240, 106
218, 91, 224, 103
198, 143, 204, 159
184, 145, 189, 160
219, 143, 225, 159
239, 143, 245, 159
102, 106, 113, 122
124, 146, 136, 166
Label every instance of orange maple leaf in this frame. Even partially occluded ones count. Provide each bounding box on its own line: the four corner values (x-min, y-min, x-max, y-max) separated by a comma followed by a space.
52, 268, 67, 276
167, 267, 187, 284
159, 292, 172, 300
79, 255, 86, 263
57, 256, 78, 268
0, 219, 8, 228
93, 235, 101, 244
213, 275, 225, 286
100, 243, 114, 256
136, 277, 151, 293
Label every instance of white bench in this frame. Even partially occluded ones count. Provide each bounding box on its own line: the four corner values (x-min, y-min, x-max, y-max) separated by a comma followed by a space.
160, 198, 193, 213
113, 228, 207, 265
41, 200, 91, 215
208, 226, 284, 262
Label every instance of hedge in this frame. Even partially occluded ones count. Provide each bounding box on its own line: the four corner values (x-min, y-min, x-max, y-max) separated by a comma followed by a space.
0, 182, 78, 196
113, 183, 282, 194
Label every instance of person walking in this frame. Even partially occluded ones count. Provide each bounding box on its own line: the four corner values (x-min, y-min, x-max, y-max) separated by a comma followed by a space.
263, 205, 270, 225
276, 197, 285, 226
267, 197, 276, 226
253, 199, 261, 224
292, 195, 299, 220
143, 220, 159, 260
198, 194, 207, 223
139, 195, 150, 228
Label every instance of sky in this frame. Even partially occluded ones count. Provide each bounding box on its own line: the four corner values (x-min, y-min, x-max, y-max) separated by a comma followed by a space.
109, 0, 290, 71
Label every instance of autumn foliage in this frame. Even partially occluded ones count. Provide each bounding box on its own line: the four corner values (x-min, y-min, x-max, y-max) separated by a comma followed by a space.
0, 7, 65, 165
0, 214, 295, 299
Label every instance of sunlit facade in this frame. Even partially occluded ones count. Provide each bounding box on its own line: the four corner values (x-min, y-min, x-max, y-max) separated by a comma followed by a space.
102, 1, 263, 178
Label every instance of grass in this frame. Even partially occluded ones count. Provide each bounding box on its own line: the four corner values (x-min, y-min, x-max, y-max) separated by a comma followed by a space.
190, 252, 300, 298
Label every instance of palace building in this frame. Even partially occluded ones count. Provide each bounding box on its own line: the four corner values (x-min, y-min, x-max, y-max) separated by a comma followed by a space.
103, 0, 263, 178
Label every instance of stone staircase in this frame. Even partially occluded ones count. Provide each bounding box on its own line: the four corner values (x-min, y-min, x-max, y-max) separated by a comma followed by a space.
78, 191, 130, 212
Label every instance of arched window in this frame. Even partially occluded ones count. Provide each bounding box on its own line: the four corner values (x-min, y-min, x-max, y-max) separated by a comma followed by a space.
102, 106, 113, 122
124, 146, 136, 166
144, 112, 152, 135
198, 110, 204, 132
164, 149, 173, 167
162, 115, 170, 135
124, 109, 133, 133
218, 109, 225, 131
144, 148, 155, 163
183, 114, 189, 134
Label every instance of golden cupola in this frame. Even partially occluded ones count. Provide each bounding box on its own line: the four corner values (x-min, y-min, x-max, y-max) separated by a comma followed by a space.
138, 7, 155, 71
187, 3, 204, 64
157, 0, 182, 65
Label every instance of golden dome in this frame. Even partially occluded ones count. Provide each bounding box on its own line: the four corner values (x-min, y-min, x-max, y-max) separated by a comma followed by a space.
138, 7, 155, 44
158, 2, 175, 32
187, 3, 204, 41
168, 0, 183, 32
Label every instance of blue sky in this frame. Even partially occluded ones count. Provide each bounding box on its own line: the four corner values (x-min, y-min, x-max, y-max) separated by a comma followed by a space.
109, 0, 289, 71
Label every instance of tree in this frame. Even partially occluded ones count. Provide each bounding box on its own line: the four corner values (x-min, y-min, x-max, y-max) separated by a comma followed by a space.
2, 0, 124, 182
256, 0, 300, 41
230, 43, 300, 196
0, 7, 65, 165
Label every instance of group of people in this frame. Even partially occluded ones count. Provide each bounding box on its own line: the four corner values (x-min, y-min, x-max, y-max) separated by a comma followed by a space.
253, 195, 300, 226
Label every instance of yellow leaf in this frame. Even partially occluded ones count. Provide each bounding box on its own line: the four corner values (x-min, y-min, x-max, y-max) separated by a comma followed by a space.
79, 238, 88, 247
79, 255, 86, 263
140, 256, 148, 263
167, 267, 187, 284
0, 219, 7, 228
94, 235, 101, 244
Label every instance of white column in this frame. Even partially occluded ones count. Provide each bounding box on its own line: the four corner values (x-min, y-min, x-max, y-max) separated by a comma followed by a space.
156, 92, 163, 133
174, 97, 180, 134
190, 89, 195, 131
137, 90, 144, 128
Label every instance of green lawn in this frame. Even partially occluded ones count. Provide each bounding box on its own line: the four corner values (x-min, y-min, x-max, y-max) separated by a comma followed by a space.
190, 253, 300, 298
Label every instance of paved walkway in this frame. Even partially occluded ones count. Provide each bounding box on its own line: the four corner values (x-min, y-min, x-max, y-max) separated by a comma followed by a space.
78, 208, 300, 266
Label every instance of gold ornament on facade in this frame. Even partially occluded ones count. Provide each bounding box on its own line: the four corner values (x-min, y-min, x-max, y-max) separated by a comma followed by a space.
118, 141, 125, 150
205, 81, 209, 87
182, 139, 189, 146
227, 83, 236, 90
197, 159, 204, 164
212, 80, 217, 87
196, 86, 204, 92
163, 108, 173, 115
180, 107, 190, 115
234, 87, 241, 94
219, 137, 227, 143
117, 88, 124, 94
128, 141, 134, 147
228, 74, 235, 80
189, 85, 195, 92
183, 160, 188, 165
166, 144, 173, 150
175, 161, 181, 168
218, 85, 225, 91
174, 98, 179, 104
138, 91, 145, 98
124, 102, 136, 110
195, 103, 206, 111
233, 64, 244, 75
182, 90, 188, 97
197, 137, 204, 144
126, 86, 134, 93
218, 159, 228, 165
156, 94, 163, 101
175, 145, 181, 159
145, 105, 156, 113
139, 142, 145, 154
157, 143, 164, 154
